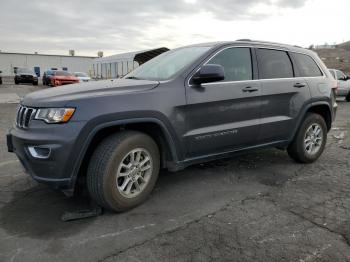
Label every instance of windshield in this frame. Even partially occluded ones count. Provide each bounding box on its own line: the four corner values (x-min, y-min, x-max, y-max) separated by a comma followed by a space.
18, 68, 35, 74
55, 71, 72, 76
124, 46, 211, 81
74, 72, 88, 77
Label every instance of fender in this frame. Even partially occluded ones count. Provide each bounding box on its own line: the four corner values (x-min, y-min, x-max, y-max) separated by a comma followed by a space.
68, 116, 181, 189
289, 100, 332, 143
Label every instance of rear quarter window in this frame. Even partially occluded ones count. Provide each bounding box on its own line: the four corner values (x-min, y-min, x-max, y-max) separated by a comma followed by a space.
256, 49, 294, 79
292, 53, 323, 77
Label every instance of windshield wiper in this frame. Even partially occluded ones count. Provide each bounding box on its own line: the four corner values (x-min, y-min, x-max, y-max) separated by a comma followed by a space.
125, 76, 142, 80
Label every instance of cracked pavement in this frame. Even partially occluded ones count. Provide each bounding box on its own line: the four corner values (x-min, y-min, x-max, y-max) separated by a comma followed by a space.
1, 84, 350, 262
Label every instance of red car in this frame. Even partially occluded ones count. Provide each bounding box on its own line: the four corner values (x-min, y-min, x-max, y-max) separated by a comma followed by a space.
51, 71, 79, 87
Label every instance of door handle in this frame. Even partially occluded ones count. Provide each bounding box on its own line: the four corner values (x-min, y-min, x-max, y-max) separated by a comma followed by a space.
293, 83, 306, 88
242, 86, 259, 93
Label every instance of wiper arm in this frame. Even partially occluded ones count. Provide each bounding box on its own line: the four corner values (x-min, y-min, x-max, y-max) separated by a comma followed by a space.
125, 76, 142, 80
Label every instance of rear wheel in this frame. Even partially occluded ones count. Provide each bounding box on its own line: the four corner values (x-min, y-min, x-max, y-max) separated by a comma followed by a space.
287, 113, 327, 163
346, 92, 350, 102
87, 131, 160, 212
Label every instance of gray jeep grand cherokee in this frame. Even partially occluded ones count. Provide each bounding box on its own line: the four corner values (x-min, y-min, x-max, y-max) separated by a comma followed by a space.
7, 40, 337, 212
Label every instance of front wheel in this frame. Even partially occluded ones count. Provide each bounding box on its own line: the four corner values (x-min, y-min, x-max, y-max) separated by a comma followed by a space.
87, 131, 160, 212
287, 113, 327, 163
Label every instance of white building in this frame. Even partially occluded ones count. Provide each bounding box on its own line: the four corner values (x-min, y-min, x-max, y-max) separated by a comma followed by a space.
0, 52, 96, 76
0, 47, 169, 78
92, 47, 169, 79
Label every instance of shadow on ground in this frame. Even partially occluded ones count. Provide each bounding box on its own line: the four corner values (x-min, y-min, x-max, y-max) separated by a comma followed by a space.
0, 148, 298, 241
0, 186, 95, 239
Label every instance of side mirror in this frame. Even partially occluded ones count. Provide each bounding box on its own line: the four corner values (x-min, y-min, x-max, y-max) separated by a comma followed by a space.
192, 64, 225, 85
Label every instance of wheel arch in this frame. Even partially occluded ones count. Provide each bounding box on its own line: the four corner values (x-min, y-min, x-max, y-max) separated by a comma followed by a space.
288, 101, 332, 147
306, 102, 332, 131
71, 118, 180, 191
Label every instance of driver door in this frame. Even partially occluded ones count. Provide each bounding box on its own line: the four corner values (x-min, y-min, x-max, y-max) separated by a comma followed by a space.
184, 47, 262, 158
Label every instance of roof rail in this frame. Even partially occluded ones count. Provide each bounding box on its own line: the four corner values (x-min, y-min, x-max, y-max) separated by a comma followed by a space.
236, 39, 304, 49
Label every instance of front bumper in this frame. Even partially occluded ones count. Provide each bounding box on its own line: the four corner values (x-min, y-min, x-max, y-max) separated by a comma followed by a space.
16, 76, 38, 83
7, 120, 87, 190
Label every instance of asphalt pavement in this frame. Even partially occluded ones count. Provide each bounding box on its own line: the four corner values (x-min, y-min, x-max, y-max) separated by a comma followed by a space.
1, 82, 350, 262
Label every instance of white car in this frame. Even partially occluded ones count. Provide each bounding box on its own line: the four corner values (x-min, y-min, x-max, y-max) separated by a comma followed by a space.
329, 69, 350, 101
74, 72, 91, 83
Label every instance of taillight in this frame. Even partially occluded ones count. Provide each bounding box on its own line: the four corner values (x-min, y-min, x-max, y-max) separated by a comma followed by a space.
332, 80, 338, 95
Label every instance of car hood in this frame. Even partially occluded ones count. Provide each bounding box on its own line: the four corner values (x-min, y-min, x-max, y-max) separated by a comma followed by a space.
53, 75, 77, 80
18, 74, 36, 77
22, 78, 160, 107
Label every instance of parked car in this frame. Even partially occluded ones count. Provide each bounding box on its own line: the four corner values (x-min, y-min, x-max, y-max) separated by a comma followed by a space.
328, 69, 350, 101
7, 40, 337, 212
42, 70, 56, 86
74, 72, 91, 83
14, 68, 38, 85
0, 70, 2, 85
50, 70, 79, 87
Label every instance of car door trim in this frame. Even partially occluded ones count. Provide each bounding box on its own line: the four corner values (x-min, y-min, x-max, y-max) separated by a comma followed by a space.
187, 45, 326, 88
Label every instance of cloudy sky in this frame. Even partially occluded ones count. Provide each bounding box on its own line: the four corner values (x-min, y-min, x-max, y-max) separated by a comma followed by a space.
0, 0, 348, 57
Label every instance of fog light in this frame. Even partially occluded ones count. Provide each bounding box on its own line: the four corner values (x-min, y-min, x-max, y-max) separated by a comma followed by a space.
28, 146, 51, 159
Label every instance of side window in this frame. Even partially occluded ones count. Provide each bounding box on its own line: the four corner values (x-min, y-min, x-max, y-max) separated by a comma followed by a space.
207, 48, 252, 82
336, 70, 346, 80
256, 49, 293, 79
293, 53, 323, 77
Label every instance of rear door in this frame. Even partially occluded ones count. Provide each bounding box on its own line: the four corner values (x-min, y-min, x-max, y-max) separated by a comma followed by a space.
184, 47, 262, 158
256, 48, 311, 143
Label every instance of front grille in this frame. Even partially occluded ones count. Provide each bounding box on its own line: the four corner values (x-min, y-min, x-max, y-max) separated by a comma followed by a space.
16, 106, 37, 129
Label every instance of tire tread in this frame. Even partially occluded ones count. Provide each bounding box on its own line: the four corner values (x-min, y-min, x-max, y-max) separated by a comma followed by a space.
87, 131, 139, 210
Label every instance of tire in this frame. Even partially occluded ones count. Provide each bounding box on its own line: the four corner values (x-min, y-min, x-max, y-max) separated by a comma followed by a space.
287, 113, 327, 163
14, 79, 19, 85
346, 92, 350, 102
33, 82, 38, 86
87, 131, 160, 212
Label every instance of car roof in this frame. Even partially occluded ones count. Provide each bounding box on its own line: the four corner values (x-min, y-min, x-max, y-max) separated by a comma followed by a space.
179, 39, 314, 55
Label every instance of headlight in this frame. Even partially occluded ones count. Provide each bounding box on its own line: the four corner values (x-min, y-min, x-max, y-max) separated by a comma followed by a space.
35, 108, 75, 123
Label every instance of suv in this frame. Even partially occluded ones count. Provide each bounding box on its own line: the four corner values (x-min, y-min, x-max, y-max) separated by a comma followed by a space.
7, 40, 337, 212
14, 68, 38, 85
329, 69, 350, 101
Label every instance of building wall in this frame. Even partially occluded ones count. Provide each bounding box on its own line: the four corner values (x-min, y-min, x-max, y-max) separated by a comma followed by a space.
92, 59, 139, 79
0, 53, 95, 76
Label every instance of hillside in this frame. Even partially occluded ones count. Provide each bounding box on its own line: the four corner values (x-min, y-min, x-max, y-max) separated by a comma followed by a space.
313, 41, 350, 75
